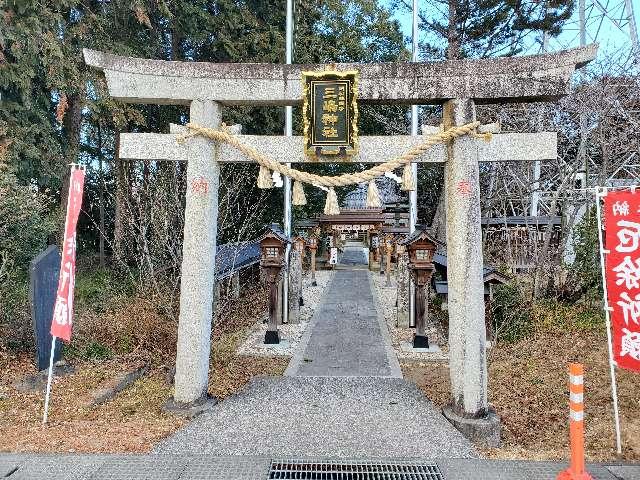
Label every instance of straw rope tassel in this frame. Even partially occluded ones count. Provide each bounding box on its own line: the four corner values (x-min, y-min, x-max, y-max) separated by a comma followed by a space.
366, 180, 382, 208
324, 188, 340, 215
292, 180, 307, 206
257, 165, 274, 188
401, 163, 416, 191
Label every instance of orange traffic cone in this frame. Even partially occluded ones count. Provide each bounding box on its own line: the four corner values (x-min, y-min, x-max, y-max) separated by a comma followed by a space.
557, 363, 593, 480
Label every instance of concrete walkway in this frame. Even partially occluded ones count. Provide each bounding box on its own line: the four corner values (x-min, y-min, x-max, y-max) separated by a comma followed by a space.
1, 454, 637, 480
285, 250, 401, 377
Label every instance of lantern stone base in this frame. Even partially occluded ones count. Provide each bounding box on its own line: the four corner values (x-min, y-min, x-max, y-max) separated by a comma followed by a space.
400, 341, 442, 355
396, 312, 410, 328
264, 330, 281, 344
163, 394, 217, 419
442, 404, 501, 448
413, 334, 429, 349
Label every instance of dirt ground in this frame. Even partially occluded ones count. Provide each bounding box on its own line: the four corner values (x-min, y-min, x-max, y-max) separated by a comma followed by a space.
402, 329, 640, 461
0, 276, 292, 453
0, 351, 287, 453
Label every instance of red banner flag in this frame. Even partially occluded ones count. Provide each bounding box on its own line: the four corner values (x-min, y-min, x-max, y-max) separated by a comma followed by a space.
50, 167, 85, 342
604, 189, 640, 372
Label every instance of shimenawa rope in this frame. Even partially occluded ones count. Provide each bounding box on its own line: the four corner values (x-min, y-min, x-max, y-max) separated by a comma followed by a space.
177, 121, 489, 213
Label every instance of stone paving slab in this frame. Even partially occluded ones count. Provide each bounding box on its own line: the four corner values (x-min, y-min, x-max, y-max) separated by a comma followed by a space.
437, 459, 620, 480
89, 455, 189, 479
0, 454, 638, 480
179, 456, 271, 480
154, 376, 478, 458
0, 454, 23, 477
606, 465, 640, 480
6, 454, 111, 480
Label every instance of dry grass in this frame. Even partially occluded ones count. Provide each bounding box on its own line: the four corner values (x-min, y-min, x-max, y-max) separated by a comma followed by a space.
0, 285, 286, 453
0, 353, 182, 453
403, 329, 640, 461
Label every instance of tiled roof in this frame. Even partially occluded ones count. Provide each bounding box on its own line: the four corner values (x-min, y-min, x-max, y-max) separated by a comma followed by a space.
215, 241, 261, 280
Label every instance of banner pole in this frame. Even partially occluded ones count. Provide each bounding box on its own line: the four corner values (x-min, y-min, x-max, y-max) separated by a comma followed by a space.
42, 335, 57, 425
595, 186, 622, 455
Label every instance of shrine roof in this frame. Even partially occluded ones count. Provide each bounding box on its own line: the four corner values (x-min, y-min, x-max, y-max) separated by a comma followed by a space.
318, 210, 386, 224
398, 227, 439, 246
432, 249, 509, 286
342, 177, 405, 209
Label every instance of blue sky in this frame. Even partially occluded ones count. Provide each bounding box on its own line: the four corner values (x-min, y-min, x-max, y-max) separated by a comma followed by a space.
385, 1, 639, 59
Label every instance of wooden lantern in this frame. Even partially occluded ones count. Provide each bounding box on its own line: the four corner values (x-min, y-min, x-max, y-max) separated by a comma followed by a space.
258, 224, 289, 344
399, 228, 438, 349
307, 235, 318, 285
384, 234, 394, 287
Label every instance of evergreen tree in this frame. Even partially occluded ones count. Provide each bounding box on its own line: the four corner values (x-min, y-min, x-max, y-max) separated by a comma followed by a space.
392, 0, 574, 59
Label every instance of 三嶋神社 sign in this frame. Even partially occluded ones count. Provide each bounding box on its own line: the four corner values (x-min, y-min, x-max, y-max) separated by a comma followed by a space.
302, 70, 358, 158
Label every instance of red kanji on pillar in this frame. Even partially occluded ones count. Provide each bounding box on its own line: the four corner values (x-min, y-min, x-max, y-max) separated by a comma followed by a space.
604, 189, 640, 372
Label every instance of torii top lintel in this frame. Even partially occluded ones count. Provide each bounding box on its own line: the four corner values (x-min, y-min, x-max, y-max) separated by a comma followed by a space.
83, 45, 596, 107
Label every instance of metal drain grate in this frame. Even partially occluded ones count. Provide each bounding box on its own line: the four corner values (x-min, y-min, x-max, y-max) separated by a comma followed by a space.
268, 460, 444, 480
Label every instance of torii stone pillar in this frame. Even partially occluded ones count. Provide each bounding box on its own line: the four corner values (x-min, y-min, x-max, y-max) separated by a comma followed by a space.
440, 98, 497, 442
174, 100, 221, 405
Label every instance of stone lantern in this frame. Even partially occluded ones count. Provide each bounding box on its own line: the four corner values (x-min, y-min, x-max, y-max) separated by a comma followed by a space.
399, 228, 437, 348
384, 235, 394, 287
292, 236, 305, 310
258, 224, 290, 344
369, 232, 380, 270
307, 235, 318, 286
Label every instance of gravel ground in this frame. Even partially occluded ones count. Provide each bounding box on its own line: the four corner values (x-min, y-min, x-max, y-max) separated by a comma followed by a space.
237, 270, 333, 357
370, 272, 449, 361
154, 376, 477, 458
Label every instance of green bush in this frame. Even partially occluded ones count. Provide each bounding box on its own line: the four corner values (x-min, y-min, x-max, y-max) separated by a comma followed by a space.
65, 341, 114, 361
490, 282, 533, 343
0, 170, 55, 274
0, 170, 55, 350
75, 267, 134, 313
570, 207, 601, 296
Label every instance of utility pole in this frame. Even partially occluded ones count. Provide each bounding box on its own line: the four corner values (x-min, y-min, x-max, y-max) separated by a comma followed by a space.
409, 0, 419, 328
283, 0, 293, 324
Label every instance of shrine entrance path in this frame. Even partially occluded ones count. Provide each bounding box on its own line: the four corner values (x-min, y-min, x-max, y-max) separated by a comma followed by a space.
156, 245, 477, 457
286, 246, 399, 377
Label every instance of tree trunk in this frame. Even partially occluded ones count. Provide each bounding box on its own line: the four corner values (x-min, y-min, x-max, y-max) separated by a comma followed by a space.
94, 123, 105, 268
58, 91, 84, 244
446, 0, 461, 60
113, 131, 127, 267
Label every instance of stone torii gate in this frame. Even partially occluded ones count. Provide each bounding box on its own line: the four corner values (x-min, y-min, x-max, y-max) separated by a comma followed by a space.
84, 44, 596, 444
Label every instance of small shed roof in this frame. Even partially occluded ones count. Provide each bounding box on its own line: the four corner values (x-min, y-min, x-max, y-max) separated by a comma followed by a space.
215, 241, 261, 281
397, 227, 439, 247
257, 223, 290, 244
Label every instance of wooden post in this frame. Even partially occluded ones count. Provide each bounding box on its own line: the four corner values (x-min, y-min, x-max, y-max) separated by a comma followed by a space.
310, 246, 317, 286
265, 269, 281, 344
385, 240, 393, 287
413, 268, 433, 348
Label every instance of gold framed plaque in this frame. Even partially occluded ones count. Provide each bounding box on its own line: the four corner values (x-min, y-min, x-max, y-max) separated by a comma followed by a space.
302, 69, 359, 159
